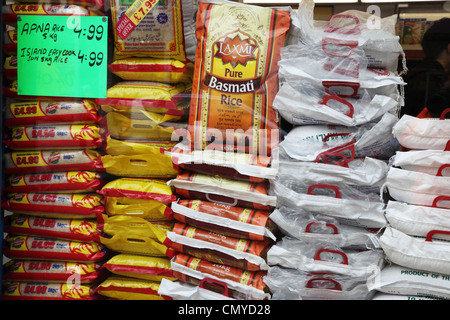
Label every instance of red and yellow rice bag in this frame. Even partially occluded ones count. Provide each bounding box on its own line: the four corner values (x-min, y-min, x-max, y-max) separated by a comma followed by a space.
109, 58, 194, 83
3, 27, 17, 55
3, 234, 107, 262
3, 56, 17, 81
165, 223, 272, 271
2, 281, 96, 300
5, 171, 104, 193
5, 214, 100, 242
2, 260, 103, 283
95, 81, 191, 116
188, 2, 290, 156
5, 124, 103, 150
4, 149, 102, 174
102, 253, 175, 281
95, 276, 170, 300
168, 171, 277, 210
2, 192, 104, 219
170, 199, 277, 241
2, 4, 103, 24
5, 100, 99, 127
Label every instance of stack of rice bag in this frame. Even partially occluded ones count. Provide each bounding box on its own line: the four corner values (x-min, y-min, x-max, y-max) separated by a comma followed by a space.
1, 0, 109, 300
157, 0, 291, 300
263, 0, 406, 300
369, 111, 450, 300
89, 0, 197, 300
95, 0, 197, 181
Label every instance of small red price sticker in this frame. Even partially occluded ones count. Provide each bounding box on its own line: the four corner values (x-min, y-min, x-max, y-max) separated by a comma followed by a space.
116, 0, 158, 40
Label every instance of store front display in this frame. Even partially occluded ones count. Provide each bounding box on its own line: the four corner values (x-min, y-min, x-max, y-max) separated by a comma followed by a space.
1, 0, 450, 302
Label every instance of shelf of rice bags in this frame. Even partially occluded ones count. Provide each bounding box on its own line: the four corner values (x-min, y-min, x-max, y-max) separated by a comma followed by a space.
263, 0, 407, 300
87, 0, 200, 300
156, 1, 291, 300
370, 109, 450, 300
1, 0, 110, 300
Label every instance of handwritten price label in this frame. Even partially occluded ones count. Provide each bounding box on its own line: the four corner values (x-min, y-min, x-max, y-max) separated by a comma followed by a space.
116, 0, 158, 40
17, 15, 107, 98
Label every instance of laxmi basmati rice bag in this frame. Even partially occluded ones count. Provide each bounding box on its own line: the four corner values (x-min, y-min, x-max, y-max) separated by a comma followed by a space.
188, 1, 290, 156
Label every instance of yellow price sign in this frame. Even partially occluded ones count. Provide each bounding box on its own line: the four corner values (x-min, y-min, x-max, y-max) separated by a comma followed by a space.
116, 0, 158, 40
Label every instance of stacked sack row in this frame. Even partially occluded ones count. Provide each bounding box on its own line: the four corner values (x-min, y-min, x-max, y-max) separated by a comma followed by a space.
263, 0, 406, 299
157, 1, 291, 300
368, 111, 450, 300
89, 0, 198, 300
1, 2, 109, 301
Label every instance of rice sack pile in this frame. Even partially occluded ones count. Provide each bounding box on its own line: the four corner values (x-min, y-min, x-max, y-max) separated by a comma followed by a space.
1, 1, 108, 301
157, 0, 290, 301
264, 0, 406, 300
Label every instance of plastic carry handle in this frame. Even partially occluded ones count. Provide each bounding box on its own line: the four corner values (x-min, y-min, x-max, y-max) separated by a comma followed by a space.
426, 230, 450, 242
314, 248, 349, 265
205, 193, 238, 206
307, 184, 341, 199
199, 277, 231, 297
305, 278, 343, 291
324, 14, 361, 35
432, 195, 450, 208
322, 81, 360, 98
322, 37, 359, 57
305, 222, 339, 235
315, 151, 349, 168
440, 108, 450, 120
436, 164, 450, 177
320, 95, 355, 118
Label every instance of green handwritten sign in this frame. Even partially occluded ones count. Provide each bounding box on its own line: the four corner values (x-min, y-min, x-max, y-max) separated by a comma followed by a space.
17, 15, 107, 98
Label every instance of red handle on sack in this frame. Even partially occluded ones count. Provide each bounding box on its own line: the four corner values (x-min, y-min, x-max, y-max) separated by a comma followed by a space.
425, 230, 450, 242
323, 57, 360, 79
199, 277, 231, 297
324, 14, 361, 35
323, 132, 350, 143
432, 196, 450, 208
305, 222, 339, 234
305, 278, 343, 291
314, 248, 348, 265
307, 184, 341, 199
322, 37, 359, 57
320, 95, 355, 118
315, 151, 349, 168
322, 81, 360, 98
440, 108, 450, 120
436, 164, 450, 177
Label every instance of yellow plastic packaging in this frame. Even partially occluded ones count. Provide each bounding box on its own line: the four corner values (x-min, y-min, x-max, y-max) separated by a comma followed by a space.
105, 135, 176, 156
104, 196, 172, 221
102, 253, 176, 282
95, 276, 169, 300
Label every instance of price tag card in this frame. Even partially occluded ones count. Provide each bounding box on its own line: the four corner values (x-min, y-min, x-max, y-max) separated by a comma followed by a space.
17, 15, 108, 98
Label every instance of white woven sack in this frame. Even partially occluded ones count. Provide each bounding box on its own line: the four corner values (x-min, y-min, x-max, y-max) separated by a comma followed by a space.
385, 201, 450, 239
367, 264, 450, 300
264, 266, 374, 300
392, 114, 450, 150
274, 82, 398, 127
385, 167, 450, 209
391, 150, 450, 176
267, 237, 384, 279
271, 179, 386, 229
372, 293, 438, 300
380, 227, 450, 276
269, 206, 381, 249
158, 278, 234, 300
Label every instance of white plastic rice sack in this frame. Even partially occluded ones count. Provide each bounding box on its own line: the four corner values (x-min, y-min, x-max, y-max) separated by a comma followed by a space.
271, 179, 386, 229
280, 112, 400, 162
368, 264, 450, 300
274, 81, 399, 127
380, 227, 450, 276
385, 201, 450, 240
269, 206, 381, 249
267, 237, 384, 279
391, 150, 450, 176
392, 114, 450, 151
384, 167, 450, 209
158, 278, 234, 300
264, 266, 375, 300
